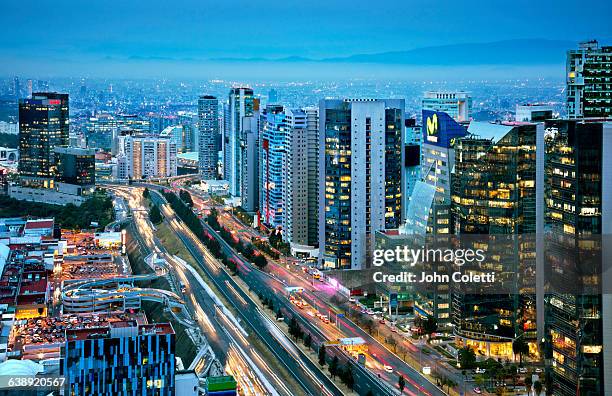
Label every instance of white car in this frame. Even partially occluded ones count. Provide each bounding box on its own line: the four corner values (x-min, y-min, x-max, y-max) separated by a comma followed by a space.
348, 297, 356, 303
475, 368, 486, 374
384, 365, 393, 373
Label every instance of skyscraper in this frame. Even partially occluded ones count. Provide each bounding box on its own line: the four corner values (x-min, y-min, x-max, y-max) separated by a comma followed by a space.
543, 119, 612, 395
451, 121, 539, 357
18, 92, 69, 187
240, 100, 260, 213
260, 105, 286, 228
198, 95, 219, 179
318, 99, 404, 270
418, 110, 468, 235
260, 106, 317, 250
63, 321, 176, 396
422, 91, 472, 122
567, 40, 612, 118
304, 107, 320, 248
403, 118, 421, 215
224, 87, 254, 196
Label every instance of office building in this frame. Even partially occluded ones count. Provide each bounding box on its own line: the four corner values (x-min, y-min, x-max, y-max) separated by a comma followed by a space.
451, 121, 539, 357
123, 135, 177, 179
177, 112, 199, 152
567, 40, 612, 118
198, 95, 220, 179
318, 99, 404, 270
304, 107, 320, 248
543, 119, 612, 395
54, 147, 96, 186
149, 115, 179, 134
516, 104, 554, 122
417, 110, 468, 235
224, 87, 254, 196
422, 91, 472, 122
0, 121, 18, 135
18, 92, 69, 187
404, 118, 421, 215
240, 100, 260, 213
63, 321, 176, 396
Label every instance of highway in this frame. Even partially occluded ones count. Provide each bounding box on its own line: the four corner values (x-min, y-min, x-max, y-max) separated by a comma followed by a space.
148, 188, 345, 396
109, 186, 283, 395
185, 188, 451, 396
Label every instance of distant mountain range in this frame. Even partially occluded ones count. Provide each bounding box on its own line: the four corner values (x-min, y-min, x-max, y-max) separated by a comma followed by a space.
211, 39, 575, 65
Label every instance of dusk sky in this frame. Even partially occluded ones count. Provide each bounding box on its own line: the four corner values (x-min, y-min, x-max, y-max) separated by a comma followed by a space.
1, 0, 611, 78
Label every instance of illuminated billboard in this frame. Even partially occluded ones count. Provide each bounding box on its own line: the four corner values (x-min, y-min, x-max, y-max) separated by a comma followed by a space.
422, 110, 468, 148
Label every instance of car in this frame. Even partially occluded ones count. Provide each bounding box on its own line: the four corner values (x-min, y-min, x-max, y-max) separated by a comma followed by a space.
473, 387, 482, 394
535, 368, 543, 373
383, 365, 393, 373
517, 367, 527, 373
474, 368, 486, 374
348, 297, 356, 303
390, 327, 397, 333
379, 319, 385, 324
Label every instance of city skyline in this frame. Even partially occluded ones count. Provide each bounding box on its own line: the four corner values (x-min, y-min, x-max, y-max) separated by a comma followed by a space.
0, 2, 610, 392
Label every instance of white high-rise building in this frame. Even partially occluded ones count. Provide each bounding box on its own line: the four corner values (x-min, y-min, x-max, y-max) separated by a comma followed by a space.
198, 95, 219, 180
422, 91, 472, 122
122, 135, 177, 180
318, 99, 404, 270
224, 88, 254, 196
259, 106, 318, 252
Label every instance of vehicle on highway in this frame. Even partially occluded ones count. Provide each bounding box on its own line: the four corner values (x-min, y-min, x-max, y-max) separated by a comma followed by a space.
348, 297, 356, 303
384, 365, 393, 373
473, 387, 482, 394
475, 367, 486, 374
517, 367, 527, 373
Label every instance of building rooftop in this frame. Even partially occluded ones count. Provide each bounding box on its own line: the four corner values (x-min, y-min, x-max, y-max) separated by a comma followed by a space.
24, 220, 54, 231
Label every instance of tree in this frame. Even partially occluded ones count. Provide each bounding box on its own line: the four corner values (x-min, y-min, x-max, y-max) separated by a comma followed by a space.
388, 336, 398, 352
304, 333, 312, 349
533, 380, 543, 396
398, 375, 406, 393
149, 205, 163, 224
179, 189, 193, 207
513, 337, 530, 364
341, 365, 354, 390
525, 376, 533, 394
318, 345, 326, 367
423, 316, 438, 338
143, 188, 150, 199
253, 253, 268, 269
329, 356, 339, 379
458, 346, 477, 369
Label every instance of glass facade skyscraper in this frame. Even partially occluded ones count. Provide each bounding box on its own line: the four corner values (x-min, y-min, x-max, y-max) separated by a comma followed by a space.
451, 121, 538, 357
18, 92, 69, 187
567, 40, 612, 118
543, 119, 612, 396
198, 95, 220, 180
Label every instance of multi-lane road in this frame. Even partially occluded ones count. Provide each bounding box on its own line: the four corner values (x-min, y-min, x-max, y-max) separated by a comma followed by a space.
112, 181, 457, 395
